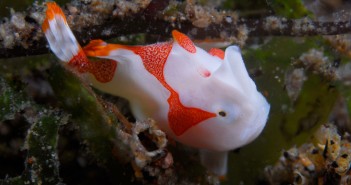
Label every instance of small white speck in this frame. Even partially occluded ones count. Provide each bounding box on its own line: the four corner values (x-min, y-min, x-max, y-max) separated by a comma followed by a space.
225, 16, 232, 23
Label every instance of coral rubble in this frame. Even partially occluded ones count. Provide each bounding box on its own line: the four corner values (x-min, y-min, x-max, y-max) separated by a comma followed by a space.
265, 124, 351, 185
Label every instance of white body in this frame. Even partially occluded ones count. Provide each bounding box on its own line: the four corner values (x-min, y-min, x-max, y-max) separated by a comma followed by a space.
90, 43, 270, 152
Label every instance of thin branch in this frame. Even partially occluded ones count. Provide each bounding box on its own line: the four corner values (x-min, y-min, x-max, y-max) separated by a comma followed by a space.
1, 0, 351, 59
242, 16, 351, 36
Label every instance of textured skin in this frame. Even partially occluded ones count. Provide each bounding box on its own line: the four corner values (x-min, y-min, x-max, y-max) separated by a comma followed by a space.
68, 50, 90, 73
172, 30, 196, 53
68, 49, 117, 83
89, 59, 117, 83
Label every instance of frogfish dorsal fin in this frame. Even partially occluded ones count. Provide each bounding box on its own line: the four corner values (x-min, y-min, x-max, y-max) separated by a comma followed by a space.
172, 30, 196, 53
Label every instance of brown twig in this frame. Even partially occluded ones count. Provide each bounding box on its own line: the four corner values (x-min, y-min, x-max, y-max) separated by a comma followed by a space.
1, 0, 351, 59
102, 100, 133, 134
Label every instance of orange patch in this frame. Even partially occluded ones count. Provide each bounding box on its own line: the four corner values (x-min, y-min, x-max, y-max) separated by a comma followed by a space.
89, 59, 117, 83
47, 2, 66, 21
208, 48, 225, 60
68, 50, 90, 73
83, 40, 106, 51
83, 40, 128, 57
42, 2, 67, 32
68, 50, 117, 83
41, 18, 50, 33
131, 43, 216, 136
167, 93, 216, 136
131, 43, 172, 84
172, 30, 196, 53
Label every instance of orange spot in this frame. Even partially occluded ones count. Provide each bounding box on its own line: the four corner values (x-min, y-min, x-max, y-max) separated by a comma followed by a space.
42, 2, 67, 32
27, 157, 34, 165
208, 48, 225, 60
167, 93, 216, 135
47, 2, 66, 21
68, 50, 117, 83
131, 43, 216, 136
68, 50, 90, 73
89, 59, 117, 83
42, 18, 50, 32
83, 40, 128, 57
172, 30, 196, 53
131, 43, 172, 84
83, 40, 106, 53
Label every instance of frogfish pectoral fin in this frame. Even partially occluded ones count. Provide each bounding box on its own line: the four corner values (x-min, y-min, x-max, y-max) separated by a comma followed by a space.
199, 149, 228, 176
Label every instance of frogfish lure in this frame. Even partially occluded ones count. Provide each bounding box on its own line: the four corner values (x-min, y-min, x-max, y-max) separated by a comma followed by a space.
42, 2, 270, 176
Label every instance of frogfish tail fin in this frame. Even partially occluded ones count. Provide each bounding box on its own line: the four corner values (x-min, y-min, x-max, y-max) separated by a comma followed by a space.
42, 2, 84, 64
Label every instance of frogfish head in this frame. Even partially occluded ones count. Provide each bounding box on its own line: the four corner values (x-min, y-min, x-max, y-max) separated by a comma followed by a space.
168, 44, 270, 151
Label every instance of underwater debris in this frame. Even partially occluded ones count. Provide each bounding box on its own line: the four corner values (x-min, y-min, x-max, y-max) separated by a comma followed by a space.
0, 2, 45, 50
325, 35, 351, 58
2, 0, 351, 58
184, 1, 227, 28
338, 62, 351, 86
0, 76, 69, 184
304, 0, 351, 59
263, 16, 288, 32
119, 119, 168, 169
293, 48, 338, 80
329, 97, 351, 135
23, 110, 69, 185
284, 68, 306, 101
115, 119, 177, 184
304, 0, 351, 22
265, 124, 351, 185
111, 115, 216, 184
292, 18, 316, 35
284, 48, 338, 102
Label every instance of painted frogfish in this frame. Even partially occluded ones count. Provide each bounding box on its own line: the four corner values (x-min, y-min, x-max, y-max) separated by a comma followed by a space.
42, 2, 270, 176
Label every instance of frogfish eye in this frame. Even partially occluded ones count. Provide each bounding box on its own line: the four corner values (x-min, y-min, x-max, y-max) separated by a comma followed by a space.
218, 111, 227, 117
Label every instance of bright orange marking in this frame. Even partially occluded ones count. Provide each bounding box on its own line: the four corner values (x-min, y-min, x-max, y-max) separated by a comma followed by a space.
172, 30, 196, 53
42, 18, 50, 32
89, 59, 117, 83
47, 2, 66, 21
208, 48, 225, 60
68, 50, 117, 83
130, 43, 216, 136
68, 50, 91, 73
83, 40, 129, 57
42, 2, 67, 32
83, 40, 106, 51
167, 92, 216, 135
